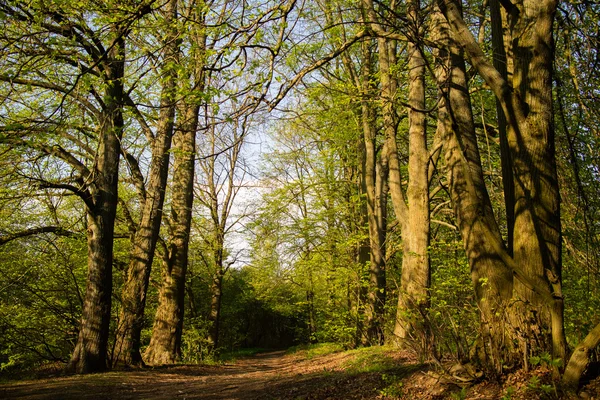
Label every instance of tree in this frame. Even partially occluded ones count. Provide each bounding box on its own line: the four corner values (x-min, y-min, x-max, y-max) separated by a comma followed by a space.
435, 0, 566, 370
145, 0, 299, 364
0, 1, 153, 373
114, 0, 179, 366
196, 110, 249, 352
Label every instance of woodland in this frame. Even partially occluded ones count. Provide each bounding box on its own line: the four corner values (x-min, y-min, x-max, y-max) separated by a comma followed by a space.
0, 0, 599, 397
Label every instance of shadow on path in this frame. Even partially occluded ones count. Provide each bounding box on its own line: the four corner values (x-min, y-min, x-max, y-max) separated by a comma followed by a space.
0, 350, 422, 400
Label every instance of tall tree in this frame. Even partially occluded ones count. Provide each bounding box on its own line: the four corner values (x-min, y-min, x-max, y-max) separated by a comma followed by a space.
435, 0, 566, 369
0, 1, 153, 373
143, 14, 204, 361
197, 112, 248, 352
113, 0, 179, 366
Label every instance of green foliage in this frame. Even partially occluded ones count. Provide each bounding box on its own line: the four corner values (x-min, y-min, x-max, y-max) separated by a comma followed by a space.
181, 317, 217, 363
450, 387, 467, 400
428, 239, 478, 362
529, 352, 562, 369
379, 373, 404, 398
0, 235, 87, 373
526, 374, 558, 399
501, 386, 516, 400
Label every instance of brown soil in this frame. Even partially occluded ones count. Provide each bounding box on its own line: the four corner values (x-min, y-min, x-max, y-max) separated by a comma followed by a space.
0, 350, 597, 399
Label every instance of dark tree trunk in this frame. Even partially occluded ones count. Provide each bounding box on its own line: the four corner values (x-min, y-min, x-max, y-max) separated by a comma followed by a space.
207, 265, 224, 351
69, 34, 125, 374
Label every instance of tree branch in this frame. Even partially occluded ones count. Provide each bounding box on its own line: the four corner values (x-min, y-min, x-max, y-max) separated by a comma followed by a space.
0, 226, 79, 246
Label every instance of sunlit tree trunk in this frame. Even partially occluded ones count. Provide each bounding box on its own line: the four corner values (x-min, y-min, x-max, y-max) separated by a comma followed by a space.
437, 0, 566, 369
431, 8, 514, 374
114, 0, 178, 366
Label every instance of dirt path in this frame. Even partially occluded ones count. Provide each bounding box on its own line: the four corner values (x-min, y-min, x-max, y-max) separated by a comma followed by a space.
2, 350, 591, 399
0, 350, 402, 400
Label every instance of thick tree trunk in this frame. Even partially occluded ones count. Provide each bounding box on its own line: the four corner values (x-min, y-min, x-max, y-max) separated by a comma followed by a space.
508, 0, 566, 364
144, 102, 199, 365
437, 0, 566, 368
431, 8, 515, 374
69, 35, 125, 374
114, 0, 179, 366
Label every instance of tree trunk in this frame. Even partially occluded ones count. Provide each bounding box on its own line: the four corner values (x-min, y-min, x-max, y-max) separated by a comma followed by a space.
437, 0, 566, 368
353, 39, 388, 347
490, 0, 514, 256
563, 321, 600, 389
69, 34, 125, 374
385, 0, 431, 349
431, 7, 515, 374
114, 0, 178, 366
437, 0, 566, 366
143, 101, 199, 365
207, 265, 224, 351
507, 0, 566, 364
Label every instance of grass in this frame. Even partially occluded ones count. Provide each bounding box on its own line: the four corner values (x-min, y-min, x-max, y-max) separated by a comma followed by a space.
285, 342, 344, 359
218, 347, 268, 362
342, 345, 399, 373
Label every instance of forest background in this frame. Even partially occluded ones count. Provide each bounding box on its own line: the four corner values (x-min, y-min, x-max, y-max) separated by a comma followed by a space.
0, 0, 598, 392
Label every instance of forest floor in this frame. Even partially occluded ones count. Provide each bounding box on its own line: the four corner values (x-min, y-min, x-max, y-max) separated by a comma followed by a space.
0, 346, 597, 399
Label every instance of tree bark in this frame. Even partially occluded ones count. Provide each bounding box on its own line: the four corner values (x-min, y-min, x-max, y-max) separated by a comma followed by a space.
114, 0, 179, 366
207, 267, 224, 350
490, 0, 514, 255
431, 7, 515, 374
508, 0, 566, 364
563, 321, 600, 389
387, 0, 431, 349
362, 47, 388, 346
69, 33, 125, 374
437, 0, 566, 368
143, 100, 200, 365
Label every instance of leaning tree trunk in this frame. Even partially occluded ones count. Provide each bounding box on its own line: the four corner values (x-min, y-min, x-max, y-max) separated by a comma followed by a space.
436, 0, 566, 367
563, 321, 600, 389
431, 7, 515, 375
114, 0, 179, 366
69, 35, 125, 374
